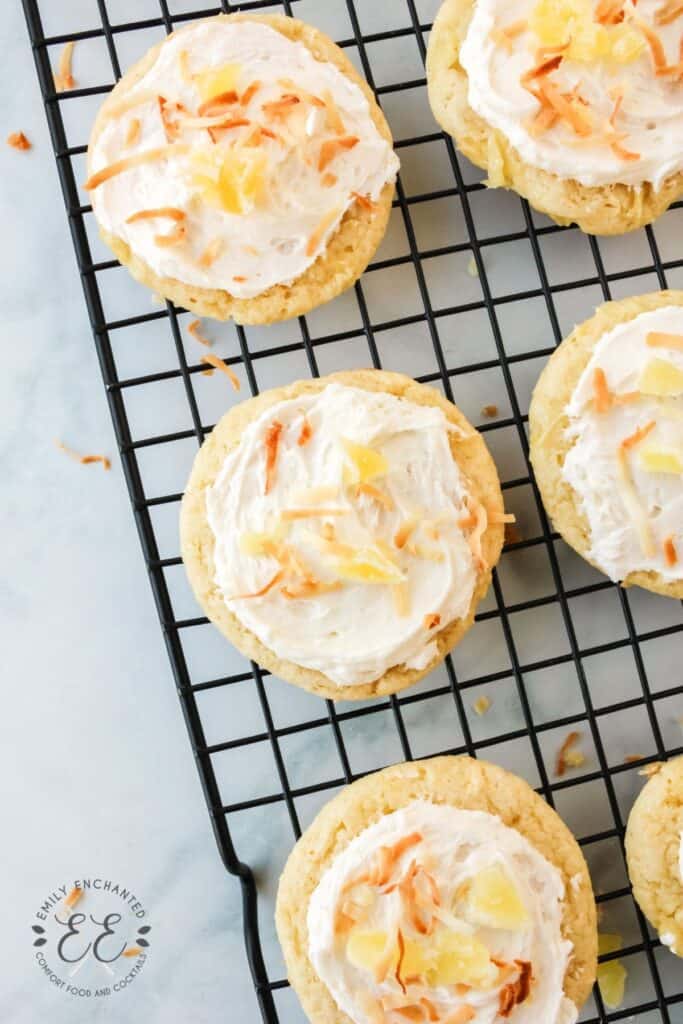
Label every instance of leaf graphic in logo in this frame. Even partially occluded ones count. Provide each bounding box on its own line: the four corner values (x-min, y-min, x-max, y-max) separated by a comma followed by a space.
138, 926, 151, 935
33, 938, 47, 947
32, 925, 45, 934
137, 938, 150, 948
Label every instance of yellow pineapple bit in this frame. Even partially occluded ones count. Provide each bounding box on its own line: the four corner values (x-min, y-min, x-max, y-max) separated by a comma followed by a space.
194, 63, 241, 101
639, 446, 683, 475
467, 865, 530, 931
346, 930, 393, 972
430, 931, 498, 989
597, 960, 627, 1009
239, 523, 287, 556
639, 358, 683, 397
530, 0, 643, 62
191, 148, 267, 215
335, 546, 406, 585
341, 438, 388, 484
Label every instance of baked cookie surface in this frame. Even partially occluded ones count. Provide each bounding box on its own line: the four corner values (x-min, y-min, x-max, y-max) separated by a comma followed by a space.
529, 291, 683, 597
625, 757, 683, 957
426, 0, 683, 235
180, 370, 505, 701
86, 14, 398, 324
276, 756, 597, 1024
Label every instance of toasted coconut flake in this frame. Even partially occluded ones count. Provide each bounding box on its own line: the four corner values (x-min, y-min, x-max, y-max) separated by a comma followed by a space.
639, 761, 663, 777
262, 94, 300, 119
7, 131, 31, 151
394, 519, 418, 549
394, 929, 407, 995
621, 420, 656, 450
127, 206, 186, 224
610, 133, 640, 161
555, 730, 583, 777
233, 275, 247, 283
521, 53, 564, 86
442, 1007, 476, 1024
636, 19, 668, 70
197, 91, 239, 116
491, 19, 527, 52
535, 80, 593, 136
393, 582, 410, 617
154, 222, 186, 247
298, 416, 312, 446
322, 172, 338, 187
125, 118, 141, 147
419, 998, 439, 1023
527, 104, 559, 137
352, 191, 377, 211
356, 482, 394, 509
201, 353, 240, 392
593, 367, 612, 412
183, 113, 250, 133
655, 0, 683, 24
647, 331, 683, 350
158, 95, 190, 141
56, 440, 111, 471
423, 613, 441, 630
123, 946, 143, 958
306, 206, 342, 257
473, 695, 491, 716
624, 754, 644, 763
596, 0, 627, 24
64, 886, 83, 908
281, 579, 342, 599
230, 569, 284, 600
498, 961, 533, 1018
198, 237, 223, 269
663, 535, 678, 566
264, 421, 283, 495
280, 506, 348, 520
489, 511, 516, 524
187, 318, 211, 346
54, 41, 76, 92
394, 1007, 425, 1022
240, 81, 262, 106
84, 146, 186, 191
318, 135, 360, 171
481, 403, 498, 418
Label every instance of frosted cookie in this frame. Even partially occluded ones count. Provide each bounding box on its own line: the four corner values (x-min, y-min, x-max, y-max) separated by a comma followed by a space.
276, 756, 597, 1024
85, 15, 399, 324
529, 291, 683, 596
426, 0, 683, 235
180, 370, 506, 701
625, 756, 683, 956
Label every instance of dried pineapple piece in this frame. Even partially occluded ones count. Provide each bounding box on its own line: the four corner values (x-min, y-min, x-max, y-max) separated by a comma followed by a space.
639, 447, 683, 475
341, 439, 389, 483
430, 931, 498, 989
467, 865, 530, 931
530, 0, 644, 62
639, 358, 683, 396
191, 148, 267, 215
597, 960, 627, 1009
335, 546, 406, 585
194, 63, 241, 102
346, 930, 393, 972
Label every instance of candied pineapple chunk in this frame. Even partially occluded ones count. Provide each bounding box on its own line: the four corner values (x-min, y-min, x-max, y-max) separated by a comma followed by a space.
192, 148, 266, 215
430, 931, 498, 988
467, 865, 530, 930
529, 0, 644, 62
639, 447, 683, 475
346, 930, 392, 972
194, 63, 241, 101
341, 439, 389, 483
335, 546, 405, 585
597, 960, 627, 1009
639, 358, 683, 397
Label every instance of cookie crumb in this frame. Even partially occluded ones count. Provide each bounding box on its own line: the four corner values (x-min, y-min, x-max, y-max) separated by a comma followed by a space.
481, 404, 498, 418
638, 762, 662, 777
7, 131, 31, 151
555, 731, 585, 777
473, 695, 491, 716
54, 40, 77, 92
466, 255, 479, 277
56, 440, 111, 471
624, 754, 643, 764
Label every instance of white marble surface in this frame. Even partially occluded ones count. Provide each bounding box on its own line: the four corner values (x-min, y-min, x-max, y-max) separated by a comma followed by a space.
4, 1, 683, 1023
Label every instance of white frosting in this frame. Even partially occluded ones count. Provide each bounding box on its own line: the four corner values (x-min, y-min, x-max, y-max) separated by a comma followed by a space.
460, 0, 683, 188
206, 384, 477, 686
307, 801, 577, 1024
562, 306, 683, 582
89, 21, 399, 298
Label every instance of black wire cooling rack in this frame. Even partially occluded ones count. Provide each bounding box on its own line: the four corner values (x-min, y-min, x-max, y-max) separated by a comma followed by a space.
22, 0, 683, 1020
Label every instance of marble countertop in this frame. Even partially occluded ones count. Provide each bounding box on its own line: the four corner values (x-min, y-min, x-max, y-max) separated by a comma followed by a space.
5, 2, 683, 1023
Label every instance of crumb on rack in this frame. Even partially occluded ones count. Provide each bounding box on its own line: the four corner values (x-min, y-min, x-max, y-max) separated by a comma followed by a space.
56, 440, 111, 471
481, 404, 499, 418
200, 353, 240, 391
638, 762, 663, 777
7, 131, 31, 151
473, 695, 491, 716
555, 730, 585, 777
466, 255, 479, 277
54, 41, 76, 92
187, 318, 211, 346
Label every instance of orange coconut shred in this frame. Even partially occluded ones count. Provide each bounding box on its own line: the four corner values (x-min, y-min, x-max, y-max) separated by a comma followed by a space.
664, 535, 678, 566
655, 0, 683, 24
7, 131, 31, 151
56, 440, 111, 471
318, 135, 360, 171
647, 331, 683, 350
281, 579, 342, 599
442, 1007, 476, 1024
230, 569, 285, 600
197, 238, 223, 269
355, 482, 394, 509
125, 117, 141, 147
154, 223, 187, 247
126, 206, 186, 224
158, 96, 189, 141
264, 421, 284, 495
297, 417, 312, 446
352, 191, 378, 211
84, 146, 187, 191
240, 81, 262, 106
54, 41, 76, 92
197, 91, 239, 117
595, 0, 627, 24
593, 367, 612, 412
187, 318, 211, 346
499, 961, 533, 1018
423, 613, 441, 629
262, 94, 300, 119
200, 353, 240, 391
636, 19, 668, 72
555, 730, 582, 777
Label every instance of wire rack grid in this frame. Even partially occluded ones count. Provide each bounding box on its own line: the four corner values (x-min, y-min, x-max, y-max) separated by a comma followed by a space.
21, 0, 683, 1020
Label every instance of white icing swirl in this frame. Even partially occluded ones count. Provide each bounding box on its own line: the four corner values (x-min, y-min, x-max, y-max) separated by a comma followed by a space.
307, 801, 577, 1024
206, 384, 477, 686
89, 20, 399, 298
562, 306, 683, 583
460, 0, 683, 188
